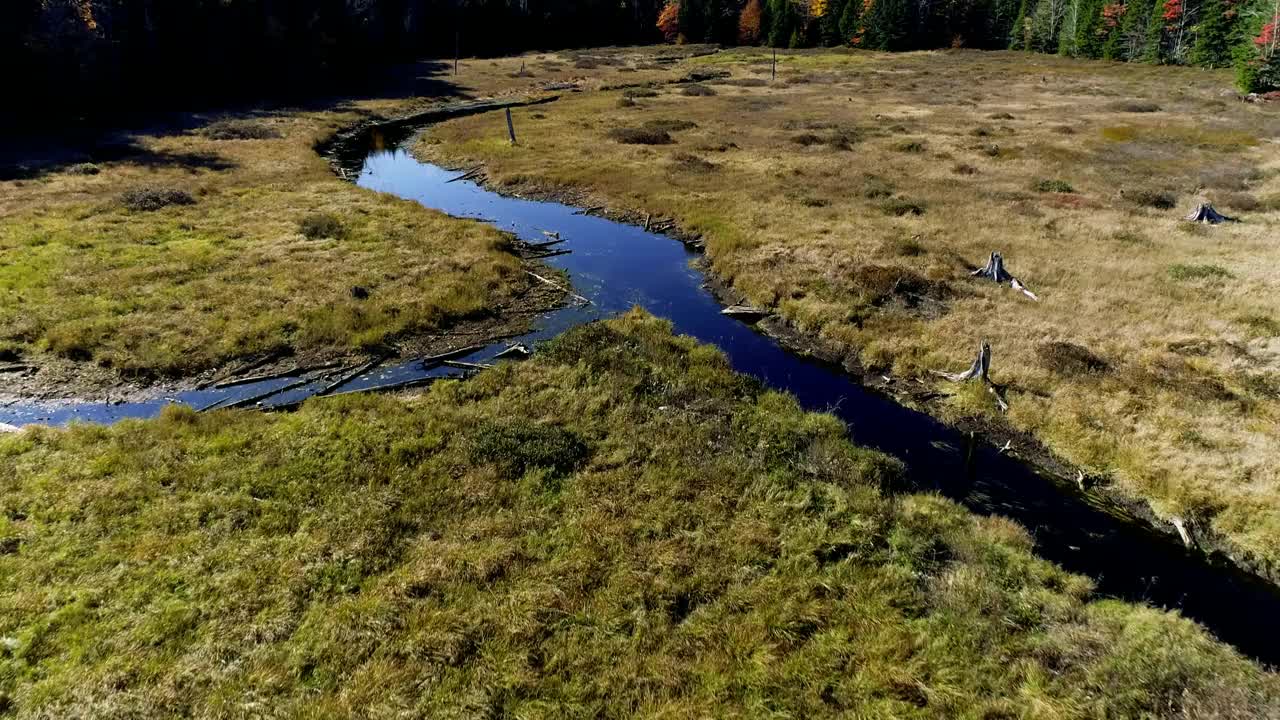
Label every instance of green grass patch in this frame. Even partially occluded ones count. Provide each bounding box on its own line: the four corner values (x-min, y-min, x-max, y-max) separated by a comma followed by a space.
1, 311, 1273, 716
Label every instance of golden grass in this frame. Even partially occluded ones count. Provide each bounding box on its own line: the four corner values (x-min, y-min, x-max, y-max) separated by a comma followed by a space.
0, 105, 531, 379
415, 48, 1280, 564
1, 311, 1274, 716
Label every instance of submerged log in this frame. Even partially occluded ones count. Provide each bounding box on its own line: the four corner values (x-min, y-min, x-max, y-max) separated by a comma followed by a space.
933, 340, 1010, 412
445, 165, 485, 184
525, 270, 592, 305
1184, 203, 1236, 224
421, 345, 487, 367
970, 251, 1039, 301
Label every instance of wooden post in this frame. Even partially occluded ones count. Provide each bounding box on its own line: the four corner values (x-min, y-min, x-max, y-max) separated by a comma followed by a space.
454, 30, 459, 76
506, 108, 517, 145
772, 47, 777, 81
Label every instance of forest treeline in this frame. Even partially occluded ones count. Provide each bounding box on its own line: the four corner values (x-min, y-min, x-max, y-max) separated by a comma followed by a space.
663, 0, 1279, 90
8, 0, 1278, 128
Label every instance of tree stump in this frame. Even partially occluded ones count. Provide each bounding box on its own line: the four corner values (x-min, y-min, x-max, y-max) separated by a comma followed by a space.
1184, 203, 1235, 224
970, 251, 1039, 301
934, 340, 1010, 412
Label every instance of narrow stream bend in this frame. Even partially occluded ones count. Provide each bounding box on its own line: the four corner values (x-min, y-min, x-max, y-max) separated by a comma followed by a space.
4, 106, 1278, 665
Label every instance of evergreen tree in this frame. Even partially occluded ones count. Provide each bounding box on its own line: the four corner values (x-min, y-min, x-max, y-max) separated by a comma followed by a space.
1190, 0, 1238, 66
1143, 0, 1168, 58
863, 0, 913, 48
1073, 0, 1107, 55
1009, 0, 1032, 47
1118, 0, 1155, 58
840, 0, 866, 40
768, 0, 795, 45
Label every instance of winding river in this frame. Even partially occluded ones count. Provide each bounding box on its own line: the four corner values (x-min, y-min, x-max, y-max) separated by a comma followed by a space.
4, 105, 1278, 665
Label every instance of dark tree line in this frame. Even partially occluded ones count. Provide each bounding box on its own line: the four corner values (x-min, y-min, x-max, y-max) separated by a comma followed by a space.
6, 0, 666, 127
8, 0, 1278, 129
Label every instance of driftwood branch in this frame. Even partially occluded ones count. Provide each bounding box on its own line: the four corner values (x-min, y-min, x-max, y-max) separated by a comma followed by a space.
494, 343, 533, 360
932, 340, 1010, 412
971, 251, 1039, 301
213, 361, 342, 389
315, 356, 384, 397
526, 248, 572, 260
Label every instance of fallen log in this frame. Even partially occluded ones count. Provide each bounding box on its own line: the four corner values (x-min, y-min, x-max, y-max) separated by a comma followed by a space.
1184, 203, 1236, 224
0, 364, 31, 374
524, 237, 566, 250
527, 248, 572, 260
573, 205, 605, 216
494, 343, 533, 360
421, 345, 487, 367
721, 304, 769, 321
198, 348, 290, 389
443, 359, 494, 371
324, 375, 439, 399
445, 165, 485, 184
525, 270, 592, 305
970, 251, 1039, 301
932, 340, 1010, 412
314, 356, 384, 397
213, 361, 342, 389
218, 377, 314, 410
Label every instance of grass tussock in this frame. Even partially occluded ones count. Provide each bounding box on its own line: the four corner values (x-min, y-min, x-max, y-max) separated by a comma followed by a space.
681, 83, 717, 96
1, 312, 1275, 716
1035, 178, 1075, 193
298, 211, 346, 240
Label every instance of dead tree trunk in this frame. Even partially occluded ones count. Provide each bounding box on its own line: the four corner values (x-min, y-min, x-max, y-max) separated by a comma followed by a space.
971, 252, 1039, 301
934, 340, 1010, 412
1184, 203, 1235, 224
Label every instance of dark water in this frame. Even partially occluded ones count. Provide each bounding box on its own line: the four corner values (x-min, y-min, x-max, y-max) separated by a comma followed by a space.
4, 125, 1278, 665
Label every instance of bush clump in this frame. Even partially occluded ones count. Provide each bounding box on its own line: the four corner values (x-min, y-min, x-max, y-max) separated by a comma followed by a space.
1108, 100, 1161, 113
642, 119, 698, 133
672, 152, 717, 173
953, 163, 978, 175
1035, 178, 1075, 193
622, 88, 659, 99
202, 120, 282, 140
681, 84, 717, 97
65, 163, 100, 175
298, 212, 346, 240
608, 127, 674, 145
121, 187, 196, 212
894, 140, 926, 153
881, 199, 926, 216
1123, 188, 1177, 209
1169, 263, 1233, 281
1037, 341, 1110, 375
470, 421, 589, 477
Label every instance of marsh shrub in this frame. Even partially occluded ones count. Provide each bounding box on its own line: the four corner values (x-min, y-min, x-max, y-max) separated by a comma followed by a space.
1037, 341, 1110, 375
642, 119, 697, 133
894, 140, 926, 153
203, 120, 282, 140
298, 212, 346, 240
953, 163, 978, 175
1035, 179, 1075, 193
1123, 188, 1177, 209
66, 163, 100, 175
1108, 100, 1161, 113
623, 88, 659, 99
470, 421, 589, 477
1169, 264, 1233, 281
617, 97, 637, 108
672, 153, 717, 172
881, 199, 926, 216
607, 127, 673, 145
121, 187, 196, 212
681, 84, 716, 96
1211, 191, 1260, 211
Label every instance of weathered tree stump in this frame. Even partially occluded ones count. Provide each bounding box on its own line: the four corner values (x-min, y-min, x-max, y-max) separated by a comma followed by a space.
934, 340, 1010, 412
1184, 203, 1235, 224
970, 251, 1039, 301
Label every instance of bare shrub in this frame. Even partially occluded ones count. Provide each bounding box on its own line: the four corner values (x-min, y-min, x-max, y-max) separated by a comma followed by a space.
121, 187, 196, 212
